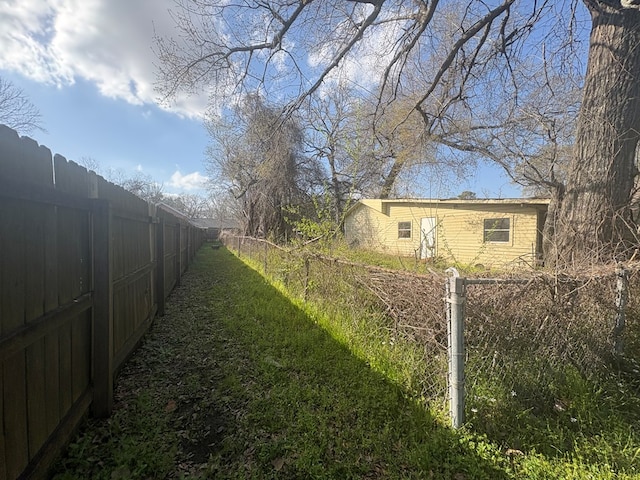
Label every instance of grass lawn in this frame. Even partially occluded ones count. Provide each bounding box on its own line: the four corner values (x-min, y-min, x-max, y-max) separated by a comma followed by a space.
51, 246, 640, 479
51, 247, 510, 479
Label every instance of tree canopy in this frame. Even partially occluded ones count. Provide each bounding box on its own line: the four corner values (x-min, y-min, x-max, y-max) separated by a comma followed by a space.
156, 0, 640, 265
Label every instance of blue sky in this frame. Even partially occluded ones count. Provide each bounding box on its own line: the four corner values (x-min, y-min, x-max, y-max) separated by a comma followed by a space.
2, 70, 211, 194
0, 0, 522, 198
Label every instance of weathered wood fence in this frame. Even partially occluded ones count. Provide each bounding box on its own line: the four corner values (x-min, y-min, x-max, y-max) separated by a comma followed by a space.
0, 125, 204, 480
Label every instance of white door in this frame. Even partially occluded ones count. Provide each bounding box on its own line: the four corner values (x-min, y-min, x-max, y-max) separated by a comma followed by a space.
420, 217, 436, 260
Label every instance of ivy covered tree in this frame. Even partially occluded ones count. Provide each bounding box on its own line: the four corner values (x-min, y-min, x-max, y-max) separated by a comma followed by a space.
207, 95, 321, 239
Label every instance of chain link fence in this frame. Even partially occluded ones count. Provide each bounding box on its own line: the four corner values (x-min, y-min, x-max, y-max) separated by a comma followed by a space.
221, 235, 640, 426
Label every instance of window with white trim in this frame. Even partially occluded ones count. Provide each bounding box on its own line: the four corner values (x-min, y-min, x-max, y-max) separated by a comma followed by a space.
483, 218, 510, 243
398, 221, 412, 239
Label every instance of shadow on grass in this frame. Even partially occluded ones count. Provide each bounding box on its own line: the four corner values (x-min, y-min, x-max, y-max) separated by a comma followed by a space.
50, 246, 512, 480
195, 247, 510, 479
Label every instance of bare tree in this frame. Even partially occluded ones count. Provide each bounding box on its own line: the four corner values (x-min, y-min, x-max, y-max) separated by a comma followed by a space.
207, 95, 319, 239
157, 0, 640, 264
118, 172, 165, 204
205, 189, 242, 225
78, 157, 165, 203
162, 193, 210, 218
301, 86, 381, 221
0, 77, 44, 135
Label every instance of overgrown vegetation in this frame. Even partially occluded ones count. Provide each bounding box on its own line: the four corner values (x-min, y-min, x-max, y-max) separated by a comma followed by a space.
229, 236, 640, 478
52, 244, 640, 478
51, 247, 506, 479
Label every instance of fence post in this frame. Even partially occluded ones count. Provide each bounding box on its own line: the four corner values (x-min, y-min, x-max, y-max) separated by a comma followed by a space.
92, 199, 113, 417
176, 224, 182, 287
264, 240, 268, 274
446, 267, 465, 429
156, 216, 166, 316
613, 264, 628, 355
303, 257, 310, 302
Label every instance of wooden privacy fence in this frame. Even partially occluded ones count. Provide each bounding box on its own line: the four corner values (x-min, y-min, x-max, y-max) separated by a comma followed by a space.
0, 125, 204, 480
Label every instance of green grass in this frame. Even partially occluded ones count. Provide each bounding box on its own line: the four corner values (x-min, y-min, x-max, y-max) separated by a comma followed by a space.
308, 240, 494, 275
51, 246, 640, 479
191, 248, 509, 478
238, 244, 640, 479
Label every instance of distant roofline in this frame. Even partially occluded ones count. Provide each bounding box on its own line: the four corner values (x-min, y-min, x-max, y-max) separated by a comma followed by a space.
368, 197, 551, 204
156, 201, 191, 221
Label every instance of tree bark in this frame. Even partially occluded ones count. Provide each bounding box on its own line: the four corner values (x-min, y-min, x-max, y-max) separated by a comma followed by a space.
552, 2, 640, 266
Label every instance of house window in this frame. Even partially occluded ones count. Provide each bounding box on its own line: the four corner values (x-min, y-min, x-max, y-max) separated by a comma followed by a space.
483, 218, 510, 243
398, 221, 412, 239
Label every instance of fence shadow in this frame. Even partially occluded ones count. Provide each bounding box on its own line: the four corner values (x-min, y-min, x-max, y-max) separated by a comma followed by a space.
196, 247, 510, 478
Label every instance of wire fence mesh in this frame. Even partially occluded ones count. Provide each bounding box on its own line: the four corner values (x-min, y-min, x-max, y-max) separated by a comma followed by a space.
221, 235, 640, 421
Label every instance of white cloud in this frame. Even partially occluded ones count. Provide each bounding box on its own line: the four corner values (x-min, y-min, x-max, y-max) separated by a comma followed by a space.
0, 0, 209, 118
168, 170, 209, 191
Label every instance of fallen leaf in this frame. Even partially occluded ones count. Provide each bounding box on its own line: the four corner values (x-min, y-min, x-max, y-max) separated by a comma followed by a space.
271, 457, 285, 471
165, 399, 177, 413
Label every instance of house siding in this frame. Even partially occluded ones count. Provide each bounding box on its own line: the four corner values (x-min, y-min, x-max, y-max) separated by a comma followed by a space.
344, 199, 548, 267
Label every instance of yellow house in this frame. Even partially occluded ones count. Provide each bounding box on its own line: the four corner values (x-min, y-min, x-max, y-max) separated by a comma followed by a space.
344, 198, 550, 267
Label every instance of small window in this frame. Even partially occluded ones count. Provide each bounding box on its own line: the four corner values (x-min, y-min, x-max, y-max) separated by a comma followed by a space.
398, 221, 412, 239
483, 218, 510, 243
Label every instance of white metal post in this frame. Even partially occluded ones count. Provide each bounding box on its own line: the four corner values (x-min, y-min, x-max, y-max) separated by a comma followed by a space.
446, 267, 465, 429
613, 265, 628, 355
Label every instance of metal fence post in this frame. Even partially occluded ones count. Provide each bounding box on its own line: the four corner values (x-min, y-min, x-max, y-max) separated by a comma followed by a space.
613, 265, 628, 355
446, 267, 465, 429
303, 257, 310, 302
264, 240, 268, 274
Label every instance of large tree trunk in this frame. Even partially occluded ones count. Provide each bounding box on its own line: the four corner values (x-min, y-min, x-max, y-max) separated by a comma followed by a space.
552, 2, 640, 266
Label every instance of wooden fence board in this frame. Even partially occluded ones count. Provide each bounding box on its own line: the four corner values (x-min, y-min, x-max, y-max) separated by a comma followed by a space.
112, 216, 125, 282
0, 365, 6, 480
156, 218, 165, 316
1, 200, 25, 336
58, 324, 72, 419
26, 338, 47, 460
56, 208, 75, 306
0, 125, 22, 180
0, 126, 53, 187
113, 287, 126, 359
24, 203, 46, 323
44, 332, 61, 437
54, 155, 87, 197
44, 205, 59, 312
3, 352, 29, 479
21, 137, 53, 187
71, 312, 91, 403
92, 199, 113, 417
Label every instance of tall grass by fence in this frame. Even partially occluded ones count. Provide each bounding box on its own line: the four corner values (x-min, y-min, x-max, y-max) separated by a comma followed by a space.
222, 235, 640, 432
0, 125, 204, 480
